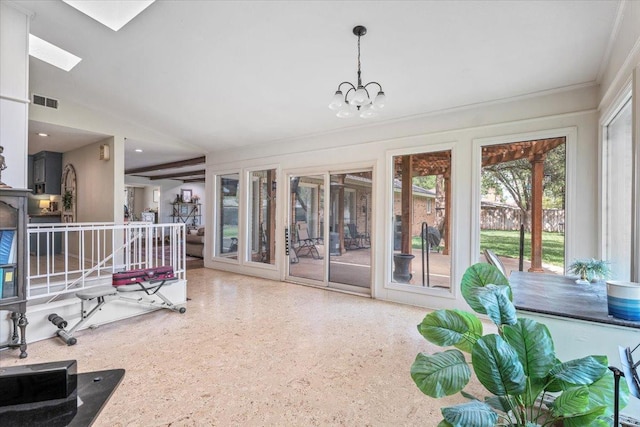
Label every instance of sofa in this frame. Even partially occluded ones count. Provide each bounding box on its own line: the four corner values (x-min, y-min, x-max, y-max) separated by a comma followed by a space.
185, 227, 205, 258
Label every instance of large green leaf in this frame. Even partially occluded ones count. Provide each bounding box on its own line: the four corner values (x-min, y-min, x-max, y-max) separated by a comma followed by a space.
470, 284, 517, 326
461, 263, 511, 315
411, 350, 471, 398
484, 395, 516, 414
562, 406, 608, 427
551, 386, 590, 416
454, 309, 484, 348
437, 420, 454, 427
585, 370, 629, 417
548, 356, 608, 389
503, 318, 555, 379
524, 377, 548, 407
441, 401, 498, 427
472, 334, 526, 396
417, 309, 483, 352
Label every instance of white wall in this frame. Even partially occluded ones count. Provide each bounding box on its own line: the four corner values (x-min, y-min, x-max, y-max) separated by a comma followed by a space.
0, 2, 30, 188
63, 137, 117, 222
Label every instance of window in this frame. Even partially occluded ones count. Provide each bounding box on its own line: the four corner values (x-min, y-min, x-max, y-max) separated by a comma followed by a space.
247, 169, 276, 265
479, 139, 566, 274
603, 96, 633, 281
391, 150, 451, 289
215, 173, 239, 259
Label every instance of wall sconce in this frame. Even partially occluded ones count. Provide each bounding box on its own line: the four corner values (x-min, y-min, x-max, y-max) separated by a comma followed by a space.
39, 199, 51, 213
99, 144, 110, 161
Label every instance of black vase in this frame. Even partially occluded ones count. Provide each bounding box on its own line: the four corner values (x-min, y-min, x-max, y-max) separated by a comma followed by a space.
393, 253, 415, 283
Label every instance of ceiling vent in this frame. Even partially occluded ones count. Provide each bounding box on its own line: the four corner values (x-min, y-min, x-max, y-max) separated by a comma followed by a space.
32, 94, 59, 109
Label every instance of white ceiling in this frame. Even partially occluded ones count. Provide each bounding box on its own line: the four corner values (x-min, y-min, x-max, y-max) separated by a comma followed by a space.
19, 0, 620, 169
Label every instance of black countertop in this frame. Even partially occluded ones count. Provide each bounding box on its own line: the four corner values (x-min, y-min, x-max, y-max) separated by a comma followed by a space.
0, 368, 124, 426
509, 271, 640, 329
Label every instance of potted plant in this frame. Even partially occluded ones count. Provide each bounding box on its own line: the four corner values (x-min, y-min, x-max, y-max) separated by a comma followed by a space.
568, 258, 610, 284
62, 190, 73, 211
411, 263, 627, 426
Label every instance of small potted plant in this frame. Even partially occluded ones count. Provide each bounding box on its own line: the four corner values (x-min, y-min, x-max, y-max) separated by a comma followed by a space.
568, 258, 610, 284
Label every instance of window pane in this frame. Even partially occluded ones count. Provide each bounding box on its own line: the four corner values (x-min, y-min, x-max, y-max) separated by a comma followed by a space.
480, 139, 566, 274
391, 151, 451, 289
216, 173, 239, 259
605, 98, 632, 280
248, 169, 276, 264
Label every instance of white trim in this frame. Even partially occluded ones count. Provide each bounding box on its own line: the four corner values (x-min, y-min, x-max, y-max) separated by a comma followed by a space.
595, 0, 627, 84
0, 94, 30, 104
471, 127, 577, 274
599, 33, 640, 112
385, 141, 457, 297
633, 67, 640, 281
599, 84, 633, 263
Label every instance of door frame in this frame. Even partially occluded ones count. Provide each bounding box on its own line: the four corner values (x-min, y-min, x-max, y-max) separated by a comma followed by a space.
284, 166, 374, 295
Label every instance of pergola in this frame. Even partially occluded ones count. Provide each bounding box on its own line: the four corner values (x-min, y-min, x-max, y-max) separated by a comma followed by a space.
394, 136, 565, 272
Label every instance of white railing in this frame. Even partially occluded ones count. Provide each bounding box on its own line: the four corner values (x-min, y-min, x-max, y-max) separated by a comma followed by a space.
27, 222, 186, 300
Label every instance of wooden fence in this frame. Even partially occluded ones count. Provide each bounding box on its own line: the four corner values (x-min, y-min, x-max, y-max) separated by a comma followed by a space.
480, 205, 564, 233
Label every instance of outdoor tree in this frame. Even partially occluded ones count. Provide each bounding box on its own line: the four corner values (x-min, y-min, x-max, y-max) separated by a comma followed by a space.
481, 144, 565, 230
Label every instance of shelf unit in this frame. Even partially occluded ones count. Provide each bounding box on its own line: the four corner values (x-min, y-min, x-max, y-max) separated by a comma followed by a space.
0, 188, 29, 358
170, 202, 201, 227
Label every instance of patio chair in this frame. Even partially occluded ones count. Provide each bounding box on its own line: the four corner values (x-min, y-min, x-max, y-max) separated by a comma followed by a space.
345, 223, 361, 249
294, 222, 323, 259
484, 248, 507, 278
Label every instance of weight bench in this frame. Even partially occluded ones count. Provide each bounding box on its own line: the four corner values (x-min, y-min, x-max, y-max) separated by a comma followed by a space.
48, 267, 186, 346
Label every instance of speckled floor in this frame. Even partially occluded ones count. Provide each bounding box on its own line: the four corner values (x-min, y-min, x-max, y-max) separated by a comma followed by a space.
2, 268, 485, 426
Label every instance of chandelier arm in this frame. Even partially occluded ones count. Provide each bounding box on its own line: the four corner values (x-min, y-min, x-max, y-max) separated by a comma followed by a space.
363, 82, 383, 92
337, 82, 356, 92
343, 86, 355, 102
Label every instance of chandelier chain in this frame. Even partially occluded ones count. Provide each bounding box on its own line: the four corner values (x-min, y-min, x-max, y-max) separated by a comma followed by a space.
357, 34, 362, 87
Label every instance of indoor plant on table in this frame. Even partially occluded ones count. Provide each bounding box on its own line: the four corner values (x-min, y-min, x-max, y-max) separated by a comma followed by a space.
410, 263, 626, 426
568, 259, 610, 285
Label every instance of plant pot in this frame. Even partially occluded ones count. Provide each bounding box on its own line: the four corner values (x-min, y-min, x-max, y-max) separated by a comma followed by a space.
607, 280, 640, 320
575, 279, 590, 285
393, 253, 415, 283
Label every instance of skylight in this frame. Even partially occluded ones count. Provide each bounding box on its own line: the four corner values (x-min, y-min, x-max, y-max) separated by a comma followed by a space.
62, 0, 156, 31
29, 35, 82, 72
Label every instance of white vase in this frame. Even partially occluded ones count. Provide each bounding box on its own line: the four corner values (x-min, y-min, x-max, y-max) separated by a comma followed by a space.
607, 280, 640, 321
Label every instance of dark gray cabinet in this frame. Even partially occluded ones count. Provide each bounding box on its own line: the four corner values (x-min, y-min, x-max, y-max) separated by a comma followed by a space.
0, 188, 29, 358
31, 151, 62, 195
29, 215, 63, 255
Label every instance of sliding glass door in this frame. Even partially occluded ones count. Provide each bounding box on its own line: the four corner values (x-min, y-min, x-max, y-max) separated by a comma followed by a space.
287, 169, 372, 293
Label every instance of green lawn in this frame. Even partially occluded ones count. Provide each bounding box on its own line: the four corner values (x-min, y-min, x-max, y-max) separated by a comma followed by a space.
480, 230, 564, 268
411, 229, 565, 267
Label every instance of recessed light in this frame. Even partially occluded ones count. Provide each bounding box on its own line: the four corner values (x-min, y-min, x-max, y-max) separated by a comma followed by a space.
135, 149, 143, 153
29, 34, 82, 72
62, 0, 156, 32
38, 133, 49, 137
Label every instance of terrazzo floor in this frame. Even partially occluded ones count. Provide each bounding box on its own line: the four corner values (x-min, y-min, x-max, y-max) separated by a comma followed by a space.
2, 268, 487, 426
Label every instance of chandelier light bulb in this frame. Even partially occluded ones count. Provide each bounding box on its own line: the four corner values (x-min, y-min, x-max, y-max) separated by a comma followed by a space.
336, 108, 355, 118
372, 91, 386, 110
329, 25, 385, 119
351, 87, 370, 106
328, 91, 344, 110
359, 104, 377, 119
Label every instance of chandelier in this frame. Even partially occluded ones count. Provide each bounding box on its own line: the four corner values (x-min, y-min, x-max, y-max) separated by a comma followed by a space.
328, 25, 386, 119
